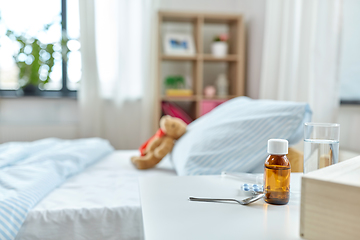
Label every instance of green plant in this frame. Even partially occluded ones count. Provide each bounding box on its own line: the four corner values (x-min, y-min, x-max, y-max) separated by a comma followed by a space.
1, 14, 70, 90
164, 76, 185, 89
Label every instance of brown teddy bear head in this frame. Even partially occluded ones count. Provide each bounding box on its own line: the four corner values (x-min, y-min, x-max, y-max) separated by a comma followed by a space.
160, 115, 187, 140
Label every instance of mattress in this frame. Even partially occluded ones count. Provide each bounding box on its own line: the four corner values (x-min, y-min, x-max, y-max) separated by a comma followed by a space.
15, 150, 176, 240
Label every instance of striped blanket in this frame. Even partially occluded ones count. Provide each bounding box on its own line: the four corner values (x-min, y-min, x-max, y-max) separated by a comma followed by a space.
0, 138, 114, 240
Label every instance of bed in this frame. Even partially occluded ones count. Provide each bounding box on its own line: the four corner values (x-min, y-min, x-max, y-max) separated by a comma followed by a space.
15, 150, 175, 240
6, 98, 309, 240
7, 98, 358, 240
14, 149, 359, 240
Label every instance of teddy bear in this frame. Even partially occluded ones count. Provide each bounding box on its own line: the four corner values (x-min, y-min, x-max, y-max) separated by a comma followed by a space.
131, 115, 187, 169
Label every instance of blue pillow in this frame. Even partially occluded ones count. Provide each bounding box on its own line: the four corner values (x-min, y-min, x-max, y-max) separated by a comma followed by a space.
170, 97, 312, 175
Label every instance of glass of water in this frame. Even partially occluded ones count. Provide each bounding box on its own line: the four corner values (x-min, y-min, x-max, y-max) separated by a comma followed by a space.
303, 123, 340, 174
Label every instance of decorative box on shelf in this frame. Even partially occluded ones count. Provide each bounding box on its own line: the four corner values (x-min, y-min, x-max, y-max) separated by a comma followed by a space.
200, 99, 226, 116
300, 155, 360, 240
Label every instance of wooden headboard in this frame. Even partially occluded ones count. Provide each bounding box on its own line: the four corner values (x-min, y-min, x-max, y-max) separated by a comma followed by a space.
287, 148, 303, 172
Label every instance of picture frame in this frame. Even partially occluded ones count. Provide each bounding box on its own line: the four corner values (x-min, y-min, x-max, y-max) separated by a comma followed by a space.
163, 33, 196, 56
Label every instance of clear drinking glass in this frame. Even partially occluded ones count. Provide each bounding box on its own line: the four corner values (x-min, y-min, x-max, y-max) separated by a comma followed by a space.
303, 123, 340, 174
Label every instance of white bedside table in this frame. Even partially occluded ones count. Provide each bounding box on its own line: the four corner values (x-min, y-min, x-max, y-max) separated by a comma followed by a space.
139, 173, 302, 240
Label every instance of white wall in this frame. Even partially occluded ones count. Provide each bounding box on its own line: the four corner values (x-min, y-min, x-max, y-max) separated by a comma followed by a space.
160, 0, 239, 13
338, 106, 360, 152
0, 98, 78, 143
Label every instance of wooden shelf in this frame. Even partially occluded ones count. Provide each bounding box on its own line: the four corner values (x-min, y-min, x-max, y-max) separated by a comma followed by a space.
203, 13, 242, 24
202, 54, 238, 62
202, 95, 237, 100
161, 54, 238, 61
161, 96, 198, 102
159, 11, 241, 23
162, 95, 237, 102
160, 11, 198, 22
155, 11, 245, 132
161, 55, 198, 61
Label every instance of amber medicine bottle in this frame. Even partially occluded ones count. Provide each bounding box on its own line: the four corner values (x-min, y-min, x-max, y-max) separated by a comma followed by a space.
264, 139, 291, 205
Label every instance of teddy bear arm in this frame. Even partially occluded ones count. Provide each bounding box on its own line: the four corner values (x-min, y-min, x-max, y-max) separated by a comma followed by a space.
145, 137, 163, 154
154, 137, 174, 159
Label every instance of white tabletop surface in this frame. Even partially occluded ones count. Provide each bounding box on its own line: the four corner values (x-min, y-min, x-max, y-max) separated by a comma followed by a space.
139, 173, 303, 240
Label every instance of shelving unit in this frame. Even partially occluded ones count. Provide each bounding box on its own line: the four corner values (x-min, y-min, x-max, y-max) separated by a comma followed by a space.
155, 11, 245, 132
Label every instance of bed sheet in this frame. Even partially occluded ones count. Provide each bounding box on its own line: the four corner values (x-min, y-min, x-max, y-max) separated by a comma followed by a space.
15, 150, 176, 240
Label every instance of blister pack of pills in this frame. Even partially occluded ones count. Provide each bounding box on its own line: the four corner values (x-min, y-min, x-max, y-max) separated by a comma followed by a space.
241, 183, 264, 193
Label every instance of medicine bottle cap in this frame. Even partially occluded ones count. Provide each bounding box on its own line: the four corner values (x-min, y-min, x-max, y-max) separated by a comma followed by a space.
267, 139, 288, 155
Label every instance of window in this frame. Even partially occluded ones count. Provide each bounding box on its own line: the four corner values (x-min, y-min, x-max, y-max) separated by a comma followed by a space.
0, 0, 81, 97
339, 0, 360, 104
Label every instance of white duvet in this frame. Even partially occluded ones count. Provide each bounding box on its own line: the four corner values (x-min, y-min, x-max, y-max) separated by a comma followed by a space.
16, 150, 176, 240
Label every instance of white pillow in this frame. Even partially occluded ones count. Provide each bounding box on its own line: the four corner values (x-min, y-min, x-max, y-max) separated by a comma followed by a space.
171, 97, 312, 175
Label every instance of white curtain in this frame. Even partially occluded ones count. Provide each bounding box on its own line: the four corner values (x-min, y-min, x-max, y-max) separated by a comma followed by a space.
260, 0, 342, 122
79, 0, 158, 149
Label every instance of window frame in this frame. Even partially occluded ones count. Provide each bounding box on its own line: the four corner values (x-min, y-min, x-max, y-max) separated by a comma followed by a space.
0, 0, 77, 98
340, 100, 360, 105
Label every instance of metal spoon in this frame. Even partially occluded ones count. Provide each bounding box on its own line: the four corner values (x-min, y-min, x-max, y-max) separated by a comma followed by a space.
189, 193, 264, 205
